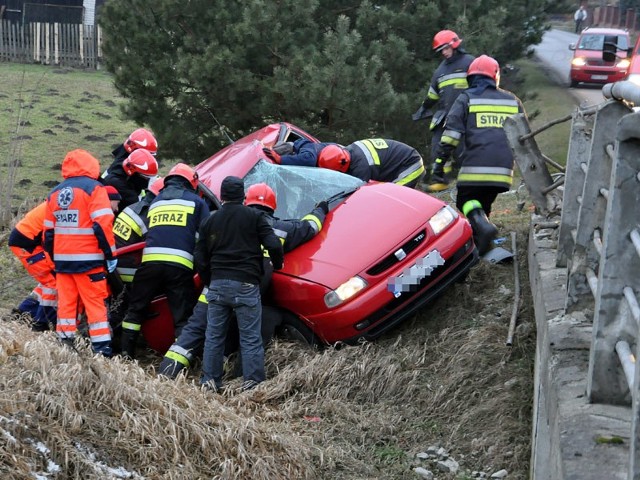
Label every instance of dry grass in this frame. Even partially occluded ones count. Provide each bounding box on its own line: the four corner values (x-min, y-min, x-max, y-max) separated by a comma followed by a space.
0, 202, 535, 479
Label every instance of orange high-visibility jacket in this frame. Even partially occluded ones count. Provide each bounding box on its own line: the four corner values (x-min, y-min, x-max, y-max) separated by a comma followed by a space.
44, 149, 116, 273
8, 202, 47, 251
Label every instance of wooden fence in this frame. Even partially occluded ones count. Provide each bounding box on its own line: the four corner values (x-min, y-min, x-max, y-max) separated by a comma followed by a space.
0, 20, 102, 69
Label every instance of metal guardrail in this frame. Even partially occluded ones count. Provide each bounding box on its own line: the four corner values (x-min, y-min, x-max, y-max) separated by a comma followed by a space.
505, 83, 640, 479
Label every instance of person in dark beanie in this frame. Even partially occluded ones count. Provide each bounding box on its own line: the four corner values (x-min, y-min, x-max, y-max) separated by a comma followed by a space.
196, 176, 284, 393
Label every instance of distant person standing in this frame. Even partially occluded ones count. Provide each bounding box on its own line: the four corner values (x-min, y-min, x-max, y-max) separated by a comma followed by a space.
574, 5, 587, 33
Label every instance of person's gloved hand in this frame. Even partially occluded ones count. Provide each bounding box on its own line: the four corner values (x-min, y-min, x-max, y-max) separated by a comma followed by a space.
106, 259, 118, 273
315, 200, 329, 215
262, 148, 282, 164
272, 141, 294, 156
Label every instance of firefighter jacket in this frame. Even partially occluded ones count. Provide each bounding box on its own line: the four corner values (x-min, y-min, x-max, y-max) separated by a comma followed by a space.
279, 138, 338, 167
435, 77, 524, 191
8, 202, 48, 252
345, 139, 425, 187
112, 193, 155, 283
113, 194, 154, 248
194, 202, 284, 286
44, 149, 116, 273
422, 49, 475, 130
141, 176, 210, 271
272, 204, 326, 253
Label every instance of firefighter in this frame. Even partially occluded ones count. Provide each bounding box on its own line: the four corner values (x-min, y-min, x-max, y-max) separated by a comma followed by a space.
43, 149, 116, 356
197, 176, 284, 392
432, 55, 525, 255
109, 177, 165, 334
158, 182, 327, 379
8, 202, 57, 331
102, 142, 159, 212
317, 139, 425, 188
103, 127, 158, 176
266, 138, 425, 189
112, 176, 165, 284
413, 30, 475, 192
120, 164, 209, 359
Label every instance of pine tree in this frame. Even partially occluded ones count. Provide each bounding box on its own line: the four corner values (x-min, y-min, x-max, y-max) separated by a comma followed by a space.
100, 0, 548, 163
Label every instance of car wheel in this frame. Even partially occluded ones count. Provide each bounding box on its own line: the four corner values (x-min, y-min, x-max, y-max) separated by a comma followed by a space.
277, 312, 322, 349
569, 78, 578, 88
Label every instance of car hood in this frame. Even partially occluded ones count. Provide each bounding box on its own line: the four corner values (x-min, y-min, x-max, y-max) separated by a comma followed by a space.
282, 182, 446, 289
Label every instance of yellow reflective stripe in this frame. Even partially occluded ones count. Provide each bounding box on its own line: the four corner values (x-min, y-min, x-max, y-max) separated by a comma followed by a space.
117, 213, 144, 237
361, 140, 382, 165
142, 253, 193, 269
468, 105, 520, 114
396, 164, 425, 186
149, 204, 195, 215
439, 78, 468, 89
441, 135, 459, 146
301, 213, 322, 233
165, 350, 190, 367
122, 321, 141, 332
120, 274, 135, 283
457, 173, 513, 184
462, 200, 483, 216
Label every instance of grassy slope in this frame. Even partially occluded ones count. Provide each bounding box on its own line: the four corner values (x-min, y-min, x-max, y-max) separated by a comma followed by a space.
0, 58, 577, 479
0, 63, 140, 207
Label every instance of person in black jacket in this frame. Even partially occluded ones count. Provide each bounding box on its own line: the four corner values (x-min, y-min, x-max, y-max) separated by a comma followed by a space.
196, 176, 284, 392
158, 182, 327, 380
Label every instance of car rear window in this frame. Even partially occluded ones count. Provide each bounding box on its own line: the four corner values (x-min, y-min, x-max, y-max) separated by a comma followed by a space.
578, 34, 629, 51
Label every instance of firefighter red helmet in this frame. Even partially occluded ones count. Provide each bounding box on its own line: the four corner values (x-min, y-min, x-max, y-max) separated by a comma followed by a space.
166, 163, 199, 190
245, 183, 277, 211
122, 149, 159, 177
148, 176, 165, 196
124, 128, 158, 155
467, 55, 500, 82
317, 145, 351, 173
432, 30, 462, 52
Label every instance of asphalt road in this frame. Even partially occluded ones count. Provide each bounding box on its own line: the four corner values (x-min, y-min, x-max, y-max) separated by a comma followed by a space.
532, 29, 605, 107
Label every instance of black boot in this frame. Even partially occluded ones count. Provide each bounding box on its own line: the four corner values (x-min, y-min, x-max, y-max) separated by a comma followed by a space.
466, 207, 498, 256
120, 329, 139, 360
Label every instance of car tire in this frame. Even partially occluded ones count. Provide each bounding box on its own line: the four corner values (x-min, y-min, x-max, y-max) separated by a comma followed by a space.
277, 312, 322, 349
569, 78, 578, 88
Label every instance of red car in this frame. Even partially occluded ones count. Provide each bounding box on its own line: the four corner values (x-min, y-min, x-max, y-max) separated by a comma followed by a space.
119, 123, 478, 351
569, 27, 630, 87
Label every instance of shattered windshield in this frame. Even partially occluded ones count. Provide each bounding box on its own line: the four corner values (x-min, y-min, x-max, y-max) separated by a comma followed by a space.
243, 160, 365, 219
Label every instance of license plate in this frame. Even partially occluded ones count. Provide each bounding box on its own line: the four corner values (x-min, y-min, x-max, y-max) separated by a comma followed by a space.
591, 75, 608, 80
388, 250, 445, 297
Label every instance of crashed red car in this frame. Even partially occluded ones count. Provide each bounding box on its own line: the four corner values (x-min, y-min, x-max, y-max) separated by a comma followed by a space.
119, 123, 478, 351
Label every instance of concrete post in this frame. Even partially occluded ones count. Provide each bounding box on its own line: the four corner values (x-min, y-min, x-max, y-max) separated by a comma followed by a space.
503, 114, 559, 216
557, 107, 595, 267
565, 100, 629, 315
587, 111, 640, 405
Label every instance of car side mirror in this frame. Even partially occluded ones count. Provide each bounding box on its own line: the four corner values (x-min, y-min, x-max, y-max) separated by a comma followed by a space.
569, 43, 576, 51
